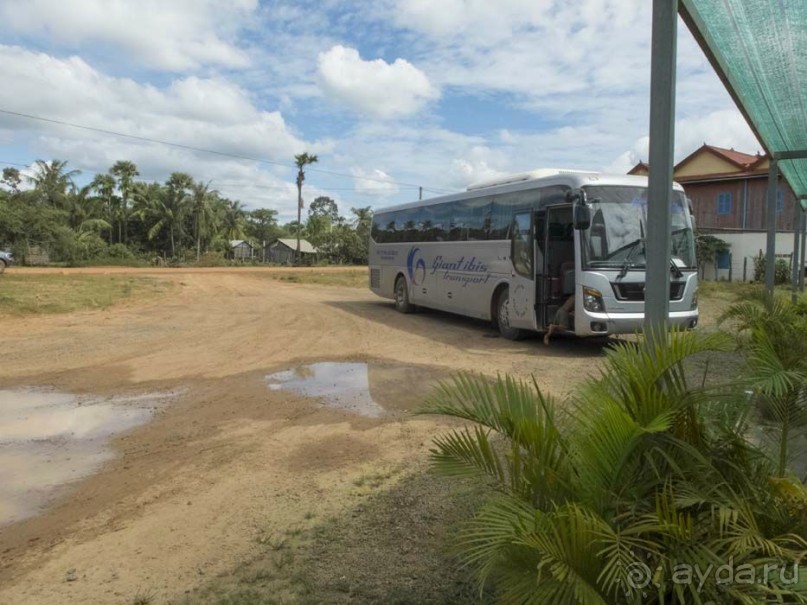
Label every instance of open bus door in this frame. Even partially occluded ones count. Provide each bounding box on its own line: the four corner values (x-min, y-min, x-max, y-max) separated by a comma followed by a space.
537, 205, 575, 331
507, 211, 538, 331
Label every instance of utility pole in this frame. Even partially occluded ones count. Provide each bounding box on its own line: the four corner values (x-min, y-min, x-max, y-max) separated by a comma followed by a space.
644, 0, 678, 334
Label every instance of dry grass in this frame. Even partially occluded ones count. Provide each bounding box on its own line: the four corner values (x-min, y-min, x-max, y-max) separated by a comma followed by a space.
268, 269, 367, 289
183, 471, 490, 605
0, 274, 170, 315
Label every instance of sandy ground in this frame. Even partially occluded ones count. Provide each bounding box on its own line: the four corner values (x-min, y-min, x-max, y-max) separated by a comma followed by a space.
0, 267, 609, 604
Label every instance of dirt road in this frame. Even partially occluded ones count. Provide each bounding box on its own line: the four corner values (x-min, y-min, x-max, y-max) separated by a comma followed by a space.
0, 268, 605, 604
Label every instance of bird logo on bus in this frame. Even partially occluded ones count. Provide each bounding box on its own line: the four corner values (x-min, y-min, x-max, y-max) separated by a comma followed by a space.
407, 247, 427, 286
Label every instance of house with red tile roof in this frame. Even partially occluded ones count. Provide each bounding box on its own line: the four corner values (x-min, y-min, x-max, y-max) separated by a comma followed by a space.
629, 144, 800, 280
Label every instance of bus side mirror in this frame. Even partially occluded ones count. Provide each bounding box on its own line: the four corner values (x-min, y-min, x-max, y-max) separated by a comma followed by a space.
573, 204, 591, 230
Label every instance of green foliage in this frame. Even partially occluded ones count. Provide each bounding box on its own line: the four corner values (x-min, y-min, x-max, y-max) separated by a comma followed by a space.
108, 243, 135, 259
195, 251, 228, 267
308, 196, 339, 223
0, 157, 370, 267
695, 232, 729, 274
753, 252, 791, 284
422, 329, 807, 604
721, 289, 807, 476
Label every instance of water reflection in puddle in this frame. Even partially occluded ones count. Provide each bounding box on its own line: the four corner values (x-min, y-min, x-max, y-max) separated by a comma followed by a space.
0, 389, 176, 525
265, 362, 445, 418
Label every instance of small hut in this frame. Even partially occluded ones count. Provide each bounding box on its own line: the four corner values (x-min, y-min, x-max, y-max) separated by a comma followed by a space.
265, 238, 317, 264
230, 240, 254, 261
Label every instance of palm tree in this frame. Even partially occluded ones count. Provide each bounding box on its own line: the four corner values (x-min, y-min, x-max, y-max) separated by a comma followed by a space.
133, 177, 188, 258
351, 206, 373, 231
187, 180, 218, 260
423, 329, 807, 603
90, 174, 117, 244
721, 290, 807, 475
109, 160, 139, 244
220, 199, 247, 242
28, 159, 81, 208
66, 183, 108, 234
165, 172, 193, 255
294, 152, 318, 264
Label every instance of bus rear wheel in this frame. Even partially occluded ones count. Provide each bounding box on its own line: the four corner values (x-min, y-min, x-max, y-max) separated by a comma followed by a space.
496, 289, 525, 340
394, 276, 413, 314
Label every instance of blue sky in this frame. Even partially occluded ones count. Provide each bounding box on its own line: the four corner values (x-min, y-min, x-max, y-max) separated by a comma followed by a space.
0, 0, 762, 222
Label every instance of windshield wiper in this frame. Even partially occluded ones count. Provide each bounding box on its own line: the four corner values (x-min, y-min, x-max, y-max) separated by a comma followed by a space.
670, 257, 684, 278
617, 238, 645, 279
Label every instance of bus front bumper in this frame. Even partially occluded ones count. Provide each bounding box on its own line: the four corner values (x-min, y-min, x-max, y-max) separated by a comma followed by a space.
576, 309, 699, 337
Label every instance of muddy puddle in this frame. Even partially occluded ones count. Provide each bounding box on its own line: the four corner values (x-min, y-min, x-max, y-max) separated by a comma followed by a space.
0, 389, 177, 525
265, 361, 448, 418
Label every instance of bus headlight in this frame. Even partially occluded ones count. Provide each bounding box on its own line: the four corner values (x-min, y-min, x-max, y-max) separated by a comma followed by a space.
691, 289, 698, 310
582, 286, 605, 312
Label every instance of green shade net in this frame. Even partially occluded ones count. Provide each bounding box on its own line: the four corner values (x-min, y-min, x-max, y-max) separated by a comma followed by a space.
681, 0, 807, 198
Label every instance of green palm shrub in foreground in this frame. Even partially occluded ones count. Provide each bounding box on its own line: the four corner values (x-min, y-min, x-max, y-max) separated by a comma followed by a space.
721, 290, 807, 478
422, 329, 807, 604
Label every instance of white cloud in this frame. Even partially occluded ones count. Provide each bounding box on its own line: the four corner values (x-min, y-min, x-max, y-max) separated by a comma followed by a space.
0, 0, 256, 71
0, 45, 335, 220
675, 111, 761, 158
390, 0, 758, 178
351, 167, 400, 197
0, 45, 325, 161
317, 45, 439, 119
451, 146, 509, 187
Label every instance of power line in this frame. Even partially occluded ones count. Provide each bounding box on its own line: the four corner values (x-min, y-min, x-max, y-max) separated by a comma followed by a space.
0, 160, 444, 201
0, 108, 457, 194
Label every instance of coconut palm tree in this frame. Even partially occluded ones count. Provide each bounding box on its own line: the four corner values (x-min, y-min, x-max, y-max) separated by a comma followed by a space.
294, 152, 318, 264
90, 174, 117, 244
423, 329, 807, 603
28, 159, 81, 208
133, 178, 187, 258
66, 183, 109, 234
110, 160, 139, 244
186, 180, 218, 259
220, 199, 247, 242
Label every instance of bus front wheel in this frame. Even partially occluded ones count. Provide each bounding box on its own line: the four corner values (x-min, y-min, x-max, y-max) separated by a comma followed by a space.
496, 289, 525, 340
394, 276, 413, 314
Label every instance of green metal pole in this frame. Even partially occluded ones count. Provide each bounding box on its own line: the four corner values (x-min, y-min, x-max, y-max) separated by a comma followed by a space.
792, 210, 800, 302
765, 160, 778, 295
801, 208, 806, 293
644, 0, 678, 333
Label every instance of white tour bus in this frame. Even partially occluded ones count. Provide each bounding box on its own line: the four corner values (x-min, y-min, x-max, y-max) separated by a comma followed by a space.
368, 169, 698, 339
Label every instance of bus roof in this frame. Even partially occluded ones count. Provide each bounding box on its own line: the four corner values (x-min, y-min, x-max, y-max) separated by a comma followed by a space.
375, 170, 686, 215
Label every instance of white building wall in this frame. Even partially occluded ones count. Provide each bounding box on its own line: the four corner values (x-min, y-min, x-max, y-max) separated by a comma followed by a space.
701, 231, 801, 281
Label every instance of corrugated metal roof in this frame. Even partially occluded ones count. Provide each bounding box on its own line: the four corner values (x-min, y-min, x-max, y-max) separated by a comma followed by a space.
274, 238, 317, 254
230, 240, 252, 248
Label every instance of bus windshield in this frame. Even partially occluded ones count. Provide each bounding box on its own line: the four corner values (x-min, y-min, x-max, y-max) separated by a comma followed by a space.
580, 185, 696, 271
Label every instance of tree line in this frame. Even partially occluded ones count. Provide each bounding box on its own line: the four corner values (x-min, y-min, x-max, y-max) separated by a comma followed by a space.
0, 159, 373, 265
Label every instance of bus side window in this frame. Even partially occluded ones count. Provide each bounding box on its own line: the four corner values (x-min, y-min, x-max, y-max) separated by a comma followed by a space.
511, 212, 533, 278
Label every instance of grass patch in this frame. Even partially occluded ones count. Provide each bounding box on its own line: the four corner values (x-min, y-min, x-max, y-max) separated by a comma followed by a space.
269, 269, 367, 289
184, 470, 492, 605
0, 274, 170, 316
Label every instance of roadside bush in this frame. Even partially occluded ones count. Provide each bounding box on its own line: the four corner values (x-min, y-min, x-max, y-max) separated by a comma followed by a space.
194, 251, 228, 267
107, 243, 135, 259
753, 253, 791, 284
423, 328, 807, 603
